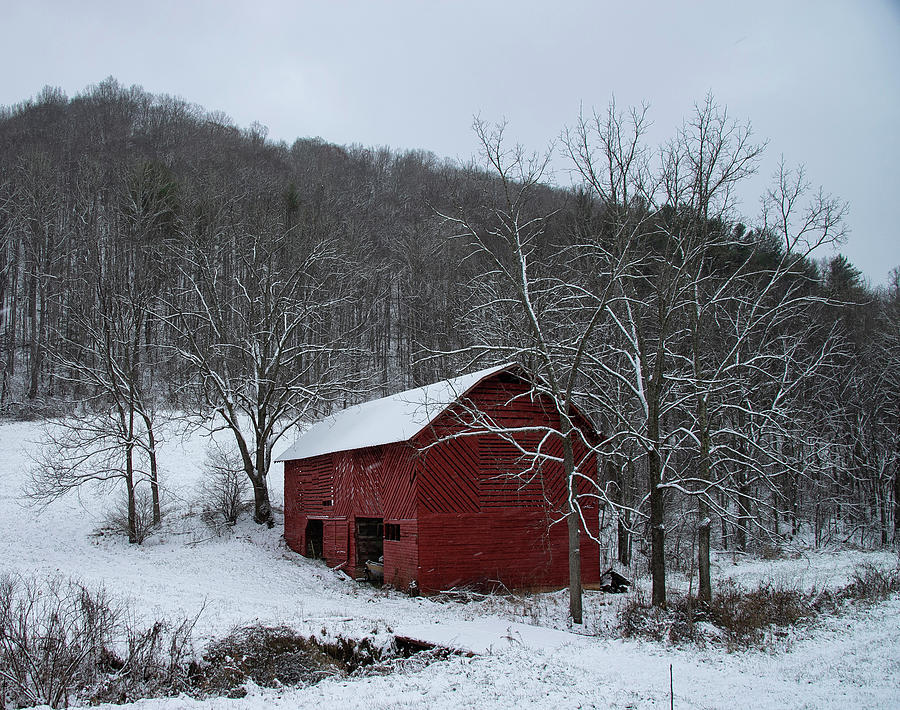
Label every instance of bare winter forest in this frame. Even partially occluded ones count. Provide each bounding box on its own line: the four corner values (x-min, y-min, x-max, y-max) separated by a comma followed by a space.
0, 76, 898, 625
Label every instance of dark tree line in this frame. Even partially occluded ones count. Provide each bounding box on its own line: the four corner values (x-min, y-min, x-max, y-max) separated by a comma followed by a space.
1, 81, 897, 603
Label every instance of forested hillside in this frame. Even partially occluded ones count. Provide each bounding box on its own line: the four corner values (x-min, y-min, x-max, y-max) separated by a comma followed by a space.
0, 79, 897, 604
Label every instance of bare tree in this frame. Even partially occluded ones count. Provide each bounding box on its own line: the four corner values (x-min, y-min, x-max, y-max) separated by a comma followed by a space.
565, 99, 686, 607
884, 269, 900, 544
31, 275, 161, 542
29, 164, 175, 542
566, 98, 846, 606
168, 204, 362, 526
441, 119, 643, 623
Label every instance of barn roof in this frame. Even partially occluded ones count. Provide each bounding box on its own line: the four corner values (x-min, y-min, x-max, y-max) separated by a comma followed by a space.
276, 363, 516, 461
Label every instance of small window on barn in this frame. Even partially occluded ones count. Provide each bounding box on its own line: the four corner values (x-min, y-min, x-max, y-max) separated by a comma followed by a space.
384, 523, 401, 541
322, 499, 333, 507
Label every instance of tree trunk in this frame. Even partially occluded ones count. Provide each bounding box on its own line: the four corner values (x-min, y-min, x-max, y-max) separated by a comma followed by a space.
649, 459, 666, 605
125, 442, 137, 544
6, 242, 18, 378
617, 510, 632, 566
27, 272, 40, 400
721, 507, 729, 551
250, 475, 273, 526
737, 475, 752, 551
612, 456, 632, 566
252, 431, 275, 527
696, 395, 712, 604
648, 397, 666, 606
562, 425, 582, 624
144, 416, 161, 525
567, 505, 582, 623
893, 460, 900, 546
698, 516, 711, 603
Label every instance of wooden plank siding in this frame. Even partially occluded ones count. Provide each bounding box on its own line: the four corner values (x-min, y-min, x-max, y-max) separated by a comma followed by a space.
283, 367, 601, 593
380, 445, 418, 520
383, 519, 418, 590
333, 449, 382, 519
416, 510, 598, 593
410, 372, 600, 592
417, 436, 481, 513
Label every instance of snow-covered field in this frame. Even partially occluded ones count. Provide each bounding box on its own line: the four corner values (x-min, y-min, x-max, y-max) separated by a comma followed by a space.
1, 419, 898, 709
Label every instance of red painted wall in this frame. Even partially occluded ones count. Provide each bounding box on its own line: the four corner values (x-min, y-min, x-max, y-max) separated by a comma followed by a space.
283, 369, 601, 592
284, 445, 419, 581
383, 519, 418, 591
416, 509, 599, 593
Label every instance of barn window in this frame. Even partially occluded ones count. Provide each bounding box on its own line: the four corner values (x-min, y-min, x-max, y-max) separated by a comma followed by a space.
322, 499, 333, 507
384, 523, 401, 541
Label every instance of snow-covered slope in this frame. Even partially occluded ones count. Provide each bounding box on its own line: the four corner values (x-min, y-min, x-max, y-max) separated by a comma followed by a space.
1, 419, 897, 709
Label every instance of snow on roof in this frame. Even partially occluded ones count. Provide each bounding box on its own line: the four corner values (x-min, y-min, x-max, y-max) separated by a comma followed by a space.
276, 363, 515, 461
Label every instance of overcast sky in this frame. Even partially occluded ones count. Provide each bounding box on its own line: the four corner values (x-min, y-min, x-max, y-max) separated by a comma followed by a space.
2, 0, 898, 284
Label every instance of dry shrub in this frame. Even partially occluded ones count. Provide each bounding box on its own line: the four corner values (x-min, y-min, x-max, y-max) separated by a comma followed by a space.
197, 444, 250, 530
843, 563, 900, 602
618, 590, 700, 645
90, 609, 201, 704
0, 574, 118, 708
619, 598, 672, 642
619, 581, 816, 648
707, 579, 813, 644
618, 562, 900, 649
756, 543, 786, 560
0, 581, 444, 707
0, 574, 200, 708
103, 488, 159, 544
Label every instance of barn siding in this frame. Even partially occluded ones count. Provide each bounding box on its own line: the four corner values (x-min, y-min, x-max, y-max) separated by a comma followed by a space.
383, 518, 418, 590
416, 510, 599, 593
417, 436, 480, 513
381, 444, 418, 520
283, 460, 303, 550
480, 433, 567, 508
284, 454, 337, 555
412, 372, 600, 592
284, 367, 601, 593
333, 449, 382, 518
286, 453, 335, 514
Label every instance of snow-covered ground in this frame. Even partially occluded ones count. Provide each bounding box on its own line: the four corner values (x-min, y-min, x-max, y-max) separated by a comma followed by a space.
1, 419, 898, 709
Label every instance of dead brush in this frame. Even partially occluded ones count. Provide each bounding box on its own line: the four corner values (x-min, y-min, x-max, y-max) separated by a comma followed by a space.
89, 607, 202, 704
618, 582, 813, 649
706, 579, 814, 647
196, 625, 347, 697
0, 574, 118, 708
195, 624, 416, 696
842, 563, 900, 603
618, 589, 701, 645
196, 444, 251, 530
0, 574, 200, 708
617, 561, 900, 649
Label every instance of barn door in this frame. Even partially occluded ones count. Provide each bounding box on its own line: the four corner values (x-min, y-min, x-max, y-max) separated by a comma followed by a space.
355, 517, 383, 567
305, 519, 324, 558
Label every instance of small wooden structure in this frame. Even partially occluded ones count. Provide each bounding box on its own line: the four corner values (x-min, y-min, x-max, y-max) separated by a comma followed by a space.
599, 567, 631, 593
278, 364, 600, 593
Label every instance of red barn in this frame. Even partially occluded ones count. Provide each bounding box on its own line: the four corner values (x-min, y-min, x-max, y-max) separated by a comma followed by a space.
277, 363, 600, 593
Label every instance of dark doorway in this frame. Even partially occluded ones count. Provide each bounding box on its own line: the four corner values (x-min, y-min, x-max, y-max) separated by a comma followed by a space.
305, 519, 324, 558
355, 517, 384, 569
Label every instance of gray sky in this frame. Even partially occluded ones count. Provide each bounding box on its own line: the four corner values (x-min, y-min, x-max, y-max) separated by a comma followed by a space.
2, 0, 898, 284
